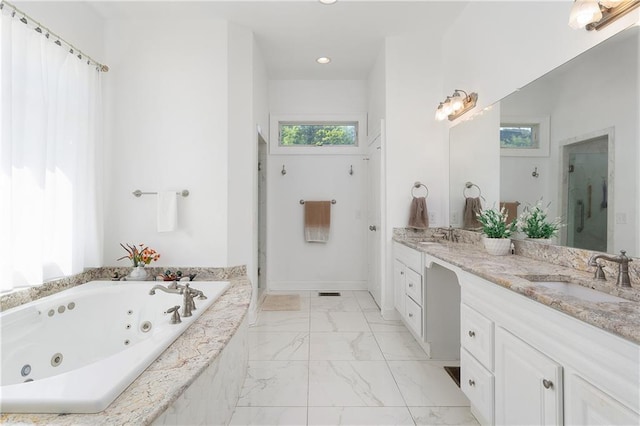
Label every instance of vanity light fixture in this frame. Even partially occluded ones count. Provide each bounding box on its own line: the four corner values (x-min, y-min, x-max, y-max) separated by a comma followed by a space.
319, 0, 338, 4
435, 90, 478, 121
316, 56, 331, 64
569, 0, 640, 31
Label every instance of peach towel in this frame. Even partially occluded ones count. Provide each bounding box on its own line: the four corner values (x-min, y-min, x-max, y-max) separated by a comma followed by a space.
408, 197, 429, 229
500, 202, 520, 225
304, 201, 331, 242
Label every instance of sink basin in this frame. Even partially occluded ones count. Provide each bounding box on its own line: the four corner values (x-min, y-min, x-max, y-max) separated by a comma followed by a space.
518, 275, 627, 303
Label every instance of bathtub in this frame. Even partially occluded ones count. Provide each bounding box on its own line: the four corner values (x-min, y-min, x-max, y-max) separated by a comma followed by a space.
0, 280, 230, 414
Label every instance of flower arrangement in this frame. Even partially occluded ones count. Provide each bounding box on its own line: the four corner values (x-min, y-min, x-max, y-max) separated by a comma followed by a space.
117, 243, 160, 267
517, 200, 562, 239
476, 206, 517, 239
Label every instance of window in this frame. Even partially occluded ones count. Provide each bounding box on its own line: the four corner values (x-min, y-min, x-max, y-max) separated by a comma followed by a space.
500, 124, 539, 149
279, 122, 358, 147
269, 114, 366, 155
500, 115, 550, 157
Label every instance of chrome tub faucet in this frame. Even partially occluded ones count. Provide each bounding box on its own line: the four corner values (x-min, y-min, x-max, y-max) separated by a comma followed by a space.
149, 282, 207, 318
588, 250, 633, 287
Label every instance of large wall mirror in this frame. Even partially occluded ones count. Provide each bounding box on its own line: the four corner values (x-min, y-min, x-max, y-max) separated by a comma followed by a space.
449, 25, 639, 257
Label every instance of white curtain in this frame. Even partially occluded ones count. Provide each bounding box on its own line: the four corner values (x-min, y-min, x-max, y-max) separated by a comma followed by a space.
0, 8, 103, 292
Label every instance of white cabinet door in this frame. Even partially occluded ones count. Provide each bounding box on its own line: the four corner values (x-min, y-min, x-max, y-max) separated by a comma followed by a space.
393, 259, 406, 317
565, 373, 640, 426
495, 327, 563, 426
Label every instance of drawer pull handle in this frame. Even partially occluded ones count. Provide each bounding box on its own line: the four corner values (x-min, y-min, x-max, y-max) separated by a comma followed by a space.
542, 379, 553, 389
468, 330, 476, 338
408, 283, 414, 287
400, 271, 404, 275
468, 379, 475, 387
408, 313, 414, 318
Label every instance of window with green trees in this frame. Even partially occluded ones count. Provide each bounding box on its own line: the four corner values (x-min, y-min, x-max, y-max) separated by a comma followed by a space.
279, 122, 358, 147
500, 124, 539, 149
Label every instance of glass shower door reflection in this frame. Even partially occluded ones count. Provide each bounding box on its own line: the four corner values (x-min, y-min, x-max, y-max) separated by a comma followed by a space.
566, 150, 608, 252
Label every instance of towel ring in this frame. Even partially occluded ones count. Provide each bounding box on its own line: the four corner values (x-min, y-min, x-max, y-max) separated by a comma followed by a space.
411, 182, 429, 198
463, 182, 485, 201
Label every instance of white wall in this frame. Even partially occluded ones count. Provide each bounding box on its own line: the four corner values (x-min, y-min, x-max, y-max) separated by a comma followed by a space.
227, 23, 256, 277
449, 106, 501, 227
267, 80, 368, 290
367, 48, 386, 137
103, 19, 230, 267
14, 1, 105, 62
442, 2, 640, 112
382, 34, 447, 314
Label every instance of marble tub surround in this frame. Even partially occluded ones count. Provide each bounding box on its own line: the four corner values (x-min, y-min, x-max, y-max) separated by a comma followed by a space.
393, 231, 640, 344
0, 269, 251, 425
0, 265, 246, 312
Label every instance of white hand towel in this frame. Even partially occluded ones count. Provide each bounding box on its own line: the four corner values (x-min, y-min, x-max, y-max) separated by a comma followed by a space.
157, 191, 177, 232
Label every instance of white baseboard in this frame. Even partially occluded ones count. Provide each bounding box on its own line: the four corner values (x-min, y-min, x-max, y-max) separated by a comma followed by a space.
269, 281, 367, 292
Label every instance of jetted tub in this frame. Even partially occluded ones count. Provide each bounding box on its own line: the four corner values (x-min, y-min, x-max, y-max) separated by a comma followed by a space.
0, 280, 230, 414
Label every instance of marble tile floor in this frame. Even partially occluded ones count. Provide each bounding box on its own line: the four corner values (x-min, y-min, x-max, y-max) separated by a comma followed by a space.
230, 290, 479, 426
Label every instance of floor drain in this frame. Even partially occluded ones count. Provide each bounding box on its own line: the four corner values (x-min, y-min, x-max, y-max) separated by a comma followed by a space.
51, 353, 63, 367
318, 292, 341, 297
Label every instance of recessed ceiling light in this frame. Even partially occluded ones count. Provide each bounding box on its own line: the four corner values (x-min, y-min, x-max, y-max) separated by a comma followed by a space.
319, 0, 337, 4
316, 57, 331, 64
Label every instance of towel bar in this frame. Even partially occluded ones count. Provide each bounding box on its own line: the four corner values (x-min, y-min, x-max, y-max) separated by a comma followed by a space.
412, 182, 429, 198
300, 199, 336, 205
133, 190, 190, 198
463, 182, 485, 201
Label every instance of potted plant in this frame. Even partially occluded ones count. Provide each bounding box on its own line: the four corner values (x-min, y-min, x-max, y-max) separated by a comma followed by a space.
517, 200, 562, 244
118, 243, 161, 280
476, 206, 517, 255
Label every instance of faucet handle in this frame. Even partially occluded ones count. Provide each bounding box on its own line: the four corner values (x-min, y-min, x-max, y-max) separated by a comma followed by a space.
594, 263, 606, 281
165, 305, 182, 324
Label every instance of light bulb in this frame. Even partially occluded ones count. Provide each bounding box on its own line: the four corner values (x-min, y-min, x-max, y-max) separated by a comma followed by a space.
435, 104, 447, 121
442, 97, 454, 116
568, 0, 603, 29
450, 92, 464, 112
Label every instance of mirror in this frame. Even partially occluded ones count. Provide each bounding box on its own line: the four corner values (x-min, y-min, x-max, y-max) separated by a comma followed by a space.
449, 26, 639, 257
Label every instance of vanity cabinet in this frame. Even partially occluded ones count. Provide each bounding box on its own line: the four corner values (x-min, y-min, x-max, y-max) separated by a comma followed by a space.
495, 327, 563, 425
460, 271, 639, 426
393, 242, 424, 338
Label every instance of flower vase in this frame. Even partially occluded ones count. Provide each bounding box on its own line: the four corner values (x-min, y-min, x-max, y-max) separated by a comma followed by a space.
483, 237, 512, 256
127, 265, 148, 281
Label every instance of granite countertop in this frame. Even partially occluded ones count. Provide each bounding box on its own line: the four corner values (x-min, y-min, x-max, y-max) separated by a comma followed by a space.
0, 267, 252, 425
393, 236, 640, 345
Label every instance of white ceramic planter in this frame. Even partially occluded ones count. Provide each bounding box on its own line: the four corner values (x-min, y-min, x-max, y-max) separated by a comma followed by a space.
483, 237, 512, 256
127, 265, 148, 280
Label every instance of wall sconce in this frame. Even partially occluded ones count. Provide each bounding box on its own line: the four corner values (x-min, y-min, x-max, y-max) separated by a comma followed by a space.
435, 90, 478, 121
568, 0, 640, 31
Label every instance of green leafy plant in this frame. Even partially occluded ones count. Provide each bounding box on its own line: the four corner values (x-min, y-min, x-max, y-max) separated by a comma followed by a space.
477, 206, 517, 239
117, 243, 160, 267
517, 200, 562, 239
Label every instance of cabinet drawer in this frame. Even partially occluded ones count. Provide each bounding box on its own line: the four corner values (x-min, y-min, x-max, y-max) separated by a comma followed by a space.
461, 303, 494, 371
405, 295, 423, 337
461, 348, 494, 426
394, 242, 422, 272
405, 267, 423, 306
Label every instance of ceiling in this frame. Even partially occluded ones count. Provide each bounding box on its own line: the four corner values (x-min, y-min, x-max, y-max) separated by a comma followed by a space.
89, 1, 469, 80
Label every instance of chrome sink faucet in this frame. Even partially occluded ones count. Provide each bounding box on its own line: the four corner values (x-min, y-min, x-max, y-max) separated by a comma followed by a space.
436, 226, 459, 242
588, 250, 633, 288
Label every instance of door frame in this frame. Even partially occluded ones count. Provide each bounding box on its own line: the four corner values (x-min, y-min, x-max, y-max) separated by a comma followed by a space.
558, 127, 614, 251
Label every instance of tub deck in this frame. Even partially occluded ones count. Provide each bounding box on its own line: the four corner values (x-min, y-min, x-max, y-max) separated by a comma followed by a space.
0, 270, 251, 425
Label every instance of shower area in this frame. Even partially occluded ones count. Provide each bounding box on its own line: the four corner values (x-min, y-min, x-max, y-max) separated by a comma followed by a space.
564, 135, 609, 252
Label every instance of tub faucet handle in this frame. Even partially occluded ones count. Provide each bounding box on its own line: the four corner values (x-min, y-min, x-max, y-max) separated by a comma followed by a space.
165, 305, 182, 324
